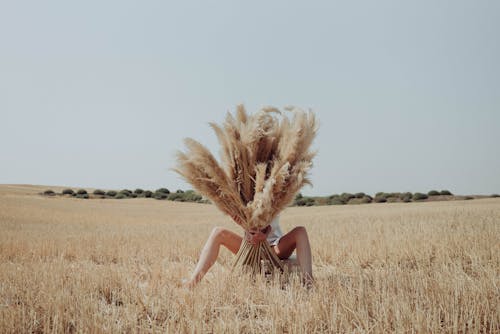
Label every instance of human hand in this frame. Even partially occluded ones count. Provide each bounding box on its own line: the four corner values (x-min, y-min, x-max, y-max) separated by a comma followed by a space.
245, 225, 271, 245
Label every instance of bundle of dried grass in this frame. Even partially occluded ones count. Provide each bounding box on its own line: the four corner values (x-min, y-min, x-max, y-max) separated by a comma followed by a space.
174, 105, 317, 274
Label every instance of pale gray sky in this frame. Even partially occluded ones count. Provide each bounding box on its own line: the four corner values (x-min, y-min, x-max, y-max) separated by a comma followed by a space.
1, 1, 499, 196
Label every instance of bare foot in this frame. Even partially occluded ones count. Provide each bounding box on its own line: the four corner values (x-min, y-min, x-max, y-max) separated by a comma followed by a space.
181, 278, 196, 289
303, 274, 314, 290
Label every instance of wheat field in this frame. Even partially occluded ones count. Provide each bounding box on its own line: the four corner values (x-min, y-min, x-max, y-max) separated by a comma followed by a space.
0, 185, 498, 333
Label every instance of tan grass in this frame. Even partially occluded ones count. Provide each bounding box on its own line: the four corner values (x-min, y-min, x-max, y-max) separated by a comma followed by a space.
0, 185, 499, 333
174, 105, 318, 231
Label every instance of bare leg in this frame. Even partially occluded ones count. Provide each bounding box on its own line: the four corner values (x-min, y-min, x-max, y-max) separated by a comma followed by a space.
184, 227, 242, 287
273, 226, 313, 284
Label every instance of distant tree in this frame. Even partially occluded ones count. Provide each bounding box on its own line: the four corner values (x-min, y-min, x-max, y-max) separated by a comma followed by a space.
106, 190, 117, 197
156, 188, 170, 194
348, 196, 372, 204
155, 192, 168, 200
328, 195, 345, 205
340, 193, 355, 203
295, 197, 315, 206
400, 192, 412, 202
412, 193, 428, 201
374, 196, 387, 203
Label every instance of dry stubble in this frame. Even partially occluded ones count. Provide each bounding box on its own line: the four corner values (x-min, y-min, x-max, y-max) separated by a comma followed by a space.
0, 185, 498, 333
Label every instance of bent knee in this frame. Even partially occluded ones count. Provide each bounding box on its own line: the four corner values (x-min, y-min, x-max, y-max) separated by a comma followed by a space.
211, 226, 230, 240
292, 226, 307, 234
292, 226, 309, 239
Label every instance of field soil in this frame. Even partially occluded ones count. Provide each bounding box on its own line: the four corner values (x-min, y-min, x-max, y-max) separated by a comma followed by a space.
1, 184, 499, 333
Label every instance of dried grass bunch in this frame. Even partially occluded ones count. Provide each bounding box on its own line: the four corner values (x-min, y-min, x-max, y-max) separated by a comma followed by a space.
174, 105, 318, 273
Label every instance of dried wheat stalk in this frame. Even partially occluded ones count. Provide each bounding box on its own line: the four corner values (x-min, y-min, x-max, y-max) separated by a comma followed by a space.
174, 105, 317, 273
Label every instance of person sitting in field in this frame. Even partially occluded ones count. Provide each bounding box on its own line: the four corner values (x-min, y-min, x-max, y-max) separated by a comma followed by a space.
183, 215, 313, 288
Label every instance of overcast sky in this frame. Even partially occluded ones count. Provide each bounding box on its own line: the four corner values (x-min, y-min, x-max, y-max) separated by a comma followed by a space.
1, 1, 499, 196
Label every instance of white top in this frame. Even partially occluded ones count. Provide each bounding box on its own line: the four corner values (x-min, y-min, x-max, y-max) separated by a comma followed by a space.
267, 216, 283, 246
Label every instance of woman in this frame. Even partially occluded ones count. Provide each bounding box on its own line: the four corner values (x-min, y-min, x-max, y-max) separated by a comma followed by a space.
183, 215, 313, 288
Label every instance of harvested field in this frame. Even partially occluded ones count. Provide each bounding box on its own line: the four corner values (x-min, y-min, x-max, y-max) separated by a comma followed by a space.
0, 185, 498, 333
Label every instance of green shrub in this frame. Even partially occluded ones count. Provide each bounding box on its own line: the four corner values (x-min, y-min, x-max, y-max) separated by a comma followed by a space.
412, 192, 428, 201
167, 193, 186, 201
399, 192, 412, 200
156, 188, 170, 194
62, 189, 74, 195
348, 196, 371, 204
340, 193, 355, 202
134, 188, 144, 194
440, 190, 453, 195
295, 197, 315, 206
155, 192, 168, 200
191, 194, 203, 202
43, 189, 55, 196
295, 193, 303, 200
115, 193, 127, 199
120, 189, 132, 196
428, 190, 440, 196
374, 192, 388, 202
76, 189, 87, 195
464, 196, 474, 200
328, 196, 345, 205
144, 191, 153, 198
182, 190, 203, 202
354, 192, 366, 199
491, 194, 500, 198
176, 189, 184, 194
76, 193, 89, 199
93, 189, 105, 195
294, 198, 305, 206
400, 192, 412, 202
130, 193, 137, 198
106, 190, 117, 197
